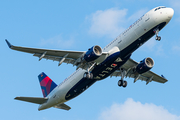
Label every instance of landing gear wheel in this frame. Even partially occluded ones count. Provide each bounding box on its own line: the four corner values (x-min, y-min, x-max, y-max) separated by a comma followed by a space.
154, 28, 161, 41
156, 36, 161, 41
155, 36, 158, 40
118, 80, 123, 87
83, 72, 93, 79
122, 81, 127, 88
118, 80, 127, 87
90, 73, 93, 79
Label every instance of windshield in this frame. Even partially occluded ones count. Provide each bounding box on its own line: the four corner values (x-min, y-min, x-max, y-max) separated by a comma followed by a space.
154, 6, 166, 11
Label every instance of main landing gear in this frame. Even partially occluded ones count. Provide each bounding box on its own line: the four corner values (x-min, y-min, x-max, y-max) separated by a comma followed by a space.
83, 63, 96, 79
118, 80, 127, 88
118, 68, 127, 88
83, 72, 93, 79
154, 28, 161, 41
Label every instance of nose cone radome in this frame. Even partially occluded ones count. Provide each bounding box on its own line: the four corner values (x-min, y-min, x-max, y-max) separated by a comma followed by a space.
167, 8, 174, 19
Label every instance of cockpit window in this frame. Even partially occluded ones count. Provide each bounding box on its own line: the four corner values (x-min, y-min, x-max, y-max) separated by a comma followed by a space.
154, 7, 166, 11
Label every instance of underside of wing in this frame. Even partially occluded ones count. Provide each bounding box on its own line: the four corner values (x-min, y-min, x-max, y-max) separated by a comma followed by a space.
8, 42, 84, 61
6, 40, 108, 70
111, 58, 168, 85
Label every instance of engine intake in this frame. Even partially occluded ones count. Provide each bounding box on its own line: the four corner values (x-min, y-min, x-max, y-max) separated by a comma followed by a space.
84, 45, 102, 62
136, 57, 154, 74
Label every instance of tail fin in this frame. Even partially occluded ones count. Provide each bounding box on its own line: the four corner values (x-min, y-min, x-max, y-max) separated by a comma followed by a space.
38, 72, 57, 97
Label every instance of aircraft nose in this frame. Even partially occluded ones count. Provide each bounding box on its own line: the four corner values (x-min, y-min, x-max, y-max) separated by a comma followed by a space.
167, 8, 174, 19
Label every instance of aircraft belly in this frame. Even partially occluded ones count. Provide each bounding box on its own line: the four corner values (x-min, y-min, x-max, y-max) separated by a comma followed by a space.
65, 52, 131, 101
92, 52, 131, 80
65, 22, 167, 101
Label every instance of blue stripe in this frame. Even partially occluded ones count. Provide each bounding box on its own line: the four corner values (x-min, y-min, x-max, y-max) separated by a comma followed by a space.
50, 81, 58, 92
38, 72, 47, 82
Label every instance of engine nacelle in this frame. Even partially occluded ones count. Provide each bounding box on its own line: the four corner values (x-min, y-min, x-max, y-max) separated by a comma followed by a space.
84, 45, 102, 62
136, 57, 154, 74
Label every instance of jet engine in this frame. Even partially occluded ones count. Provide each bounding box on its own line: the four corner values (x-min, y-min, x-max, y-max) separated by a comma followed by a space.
84, 45, 102, 62
135, 57, 154, 74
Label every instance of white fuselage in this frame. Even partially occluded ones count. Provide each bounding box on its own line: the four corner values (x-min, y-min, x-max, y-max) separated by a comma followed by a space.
38, 7, 174, 110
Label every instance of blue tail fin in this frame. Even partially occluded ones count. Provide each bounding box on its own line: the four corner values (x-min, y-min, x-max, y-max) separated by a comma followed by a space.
38, 72, 57, 97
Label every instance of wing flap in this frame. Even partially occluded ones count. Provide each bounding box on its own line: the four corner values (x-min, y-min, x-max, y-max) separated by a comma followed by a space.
33, 53, 76, 63
15, 97, 48, 104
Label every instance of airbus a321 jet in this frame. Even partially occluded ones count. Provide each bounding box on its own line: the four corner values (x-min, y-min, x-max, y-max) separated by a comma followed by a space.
6, 6, 174, 111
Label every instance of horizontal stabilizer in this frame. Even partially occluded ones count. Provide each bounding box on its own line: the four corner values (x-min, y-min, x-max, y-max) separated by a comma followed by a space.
54, 103, 71, 110
15, 97, 48, 104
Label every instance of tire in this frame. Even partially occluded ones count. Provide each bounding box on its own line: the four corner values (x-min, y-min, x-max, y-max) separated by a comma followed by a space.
123, 81, 127, 88
155, 36, 158, 40
83, 72, 93, 79
90, 73, 93, 79
118, 80, 123, 87
158, 36, 161, 41
83, 72, 89, 79
83, 72, 88, 78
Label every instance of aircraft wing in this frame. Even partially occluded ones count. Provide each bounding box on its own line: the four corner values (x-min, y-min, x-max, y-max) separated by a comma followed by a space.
110, 58, 168, 85
5, 40, 108, 69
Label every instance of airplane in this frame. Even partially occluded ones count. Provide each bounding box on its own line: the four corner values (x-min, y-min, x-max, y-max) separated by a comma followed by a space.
6, 6, 174, 111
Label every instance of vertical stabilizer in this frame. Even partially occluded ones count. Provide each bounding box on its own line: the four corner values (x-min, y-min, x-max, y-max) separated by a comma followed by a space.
38, 72, 57, 97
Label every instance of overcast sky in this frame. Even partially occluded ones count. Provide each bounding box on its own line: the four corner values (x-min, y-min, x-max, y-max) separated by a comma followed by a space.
1, 0, 180, 120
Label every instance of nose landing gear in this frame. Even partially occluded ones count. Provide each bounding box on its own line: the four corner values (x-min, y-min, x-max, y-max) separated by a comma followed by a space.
83, 63, 96, 80
83, 72, 93, 79
154, 28, 161, 41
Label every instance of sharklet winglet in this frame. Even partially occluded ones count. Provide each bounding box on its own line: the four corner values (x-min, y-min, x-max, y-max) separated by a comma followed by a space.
5, 39, 13, 48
